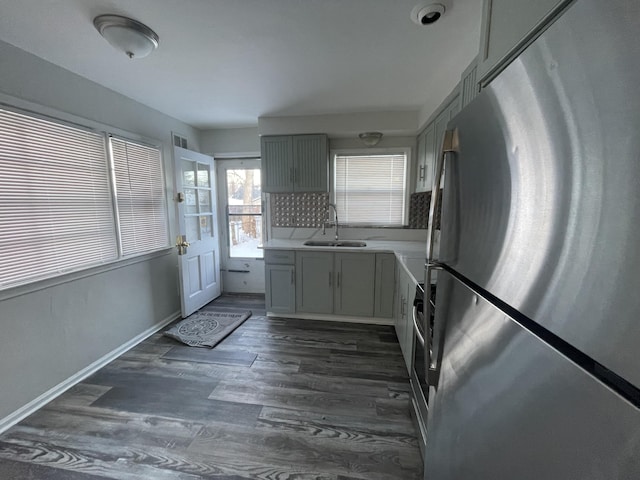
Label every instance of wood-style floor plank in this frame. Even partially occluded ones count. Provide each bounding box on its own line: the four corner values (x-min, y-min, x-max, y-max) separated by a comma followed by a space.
0, 293, 422, 479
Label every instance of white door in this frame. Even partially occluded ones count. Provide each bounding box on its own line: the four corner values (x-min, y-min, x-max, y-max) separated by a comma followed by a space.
174, 147, 221, 317
216, 158, 265, 293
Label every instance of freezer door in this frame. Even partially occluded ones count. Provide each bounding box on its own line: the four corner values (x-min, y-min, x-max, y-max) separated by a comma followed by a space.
439, 0, 640, 388
425, 271, 640, 479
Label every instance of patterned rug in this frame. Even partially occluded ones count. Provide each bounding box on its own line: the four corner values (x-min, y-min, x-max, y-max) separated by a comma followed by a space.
163, 310, 252, 348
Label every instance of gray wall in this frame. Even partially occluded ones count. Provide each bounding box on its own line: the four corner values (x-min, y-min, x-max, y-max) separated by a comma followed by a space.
199, 127, 260, 156
0, 40, 200, 423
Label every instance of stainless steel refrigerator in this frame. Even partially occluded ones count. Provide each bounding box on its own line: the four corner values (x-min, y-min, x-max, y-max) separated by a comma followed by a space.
423, 0, 640, 477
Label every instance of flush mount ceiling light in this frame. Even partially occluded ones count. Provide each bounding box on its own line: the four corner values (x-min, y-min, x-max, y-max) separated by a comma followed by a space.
93, 14, 159, 59
358, 132, 383, 147
411, 3, 446, 26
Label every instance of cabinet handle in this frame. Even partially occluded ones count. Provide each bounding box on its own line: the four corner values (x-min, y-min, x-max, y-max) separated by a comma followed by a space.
291, 270, 294, 285
419, 165, 425, 181
337, 272, 341, 288
400, 295, 405, 316
329, 271, 332, 286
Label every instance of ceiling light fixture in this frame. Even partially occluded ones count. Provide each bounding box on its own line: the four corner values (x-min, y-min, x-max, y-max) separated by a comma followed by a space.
411, 3, 446, 26
93, 14, 159, 59
358, 132, 384, 147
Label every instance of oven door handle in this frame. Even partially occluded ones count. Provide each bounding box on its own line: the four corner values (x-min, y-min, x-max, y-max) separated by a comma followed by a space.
412, 300, 425, 348
425, 263, 443, 389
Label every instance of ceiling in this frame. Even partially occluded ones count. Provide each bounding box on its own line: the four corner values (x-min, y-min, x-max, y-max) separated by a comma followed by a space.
0, 0, 482, 130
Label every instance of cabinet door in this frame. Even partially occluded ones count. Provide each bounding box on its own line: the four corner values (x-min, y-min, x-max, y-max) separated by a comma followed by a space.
422, 123, 436, 191
261, 136, 293, 193
415, 131, 427, 193
448, 95, 460, 119
334, 253, 375, 317
461, 58, 479, 109
394, 266, 409, 351
293, 134, 328, 192
433, 109, 449, 189
478, 0, 566, 83
296, 251, 333, 313
374, 254, 396, 318
265, 264, 295, 314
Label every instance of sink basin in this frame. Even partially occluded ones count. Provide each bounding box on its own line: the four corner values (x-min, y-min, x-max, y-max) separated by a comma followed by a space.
336, 241, 367, 247
303, 240, 367, 247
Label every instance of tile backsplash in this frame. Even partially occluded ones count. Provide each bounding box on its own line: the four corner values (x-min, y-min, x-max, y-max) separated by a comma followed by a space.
408, 190, 441, 229
270, 191, 434, 229
271, 192, 329, 227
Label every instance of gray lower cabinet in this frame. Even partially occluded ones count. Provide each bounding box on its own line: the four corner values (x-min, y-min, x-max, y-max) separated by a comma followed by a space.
334, 253, 376, 317
296, 251, 376, 316
264, 250, 296, 314
296, 251, 333, 314
374, 253, 395, 318
394, 264, 416, 373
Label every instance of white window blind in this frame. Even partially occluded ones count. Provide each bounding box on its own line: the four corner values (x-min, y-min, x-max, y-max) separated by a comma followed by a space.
111, 137, 168, 256
0, 108, 118, 289
334, 153, 407, 225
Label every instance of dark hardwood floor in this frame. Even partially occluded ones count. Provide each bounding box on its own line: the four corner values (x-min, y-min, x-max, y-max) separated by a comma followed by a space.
0, 294, 423, 479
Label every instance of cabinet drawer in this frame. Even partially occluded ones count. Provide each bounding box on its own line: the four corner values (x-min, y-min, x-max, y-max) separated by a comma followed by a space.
264, 250, 295, 265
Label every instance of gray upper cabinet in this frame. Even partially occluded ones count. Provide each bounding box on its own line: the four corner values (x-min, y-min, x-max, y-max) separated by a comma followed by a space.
261, 134, 328, 193
261, 136, 292, 193
478, 0, 569, 84
293, 135, 328, 192
460, 57, 479, 109
415, 126, 431, 193
416, 94, 459, 194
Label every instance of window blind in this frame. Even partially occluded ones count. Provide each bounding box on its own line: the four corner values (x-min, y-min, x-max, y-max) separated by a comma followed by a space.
0, 108, 118, 289
334, 153, 407, 225
111, 137, 168, 256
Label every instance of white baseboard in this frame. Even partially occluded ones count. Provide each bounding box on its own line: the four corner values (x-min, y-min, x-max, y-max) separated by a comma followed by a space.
266, 311, 393, 326
0, 310, 180, 435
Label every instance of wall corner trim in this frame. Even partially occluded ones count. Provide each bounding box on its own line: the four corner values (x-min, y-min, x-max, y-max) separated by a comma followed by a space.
0, 310, 180, 435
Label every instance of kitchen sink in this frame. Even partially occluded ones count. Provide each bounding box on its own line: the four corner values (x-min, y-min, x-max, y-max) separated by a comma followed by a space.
303, 240, 367, 247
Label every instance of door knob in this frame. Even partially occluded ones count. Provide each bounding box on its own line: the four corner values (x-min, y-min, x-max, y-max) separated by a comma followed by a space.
175, 235, 190, 255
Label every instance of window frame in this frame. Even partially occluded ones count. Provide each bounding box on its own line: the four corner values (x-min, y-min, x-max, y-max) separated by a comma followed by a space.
330, 147, 412, 227
0, 98, 171, 299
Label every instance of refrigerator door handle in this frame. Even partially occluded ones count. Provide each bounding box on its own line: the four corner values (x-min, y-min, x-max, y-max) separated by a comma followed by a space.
426, 129, 459, 263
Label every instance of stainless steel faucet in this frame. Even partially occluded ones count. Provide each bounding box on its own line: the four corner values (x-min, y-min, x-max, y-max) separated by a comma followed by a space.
325, 203, 339, 240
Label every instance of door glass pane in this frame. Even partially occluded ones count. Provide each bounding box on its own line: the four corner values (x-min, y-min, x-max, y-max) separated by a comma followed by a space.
185, 216, 200, 241
198, 189, 211, 213
200, 215, 213, 238
197, 164, 210, 187
184, 188, 198, 214
226, 168, 262, 258
183, 160, 196, 186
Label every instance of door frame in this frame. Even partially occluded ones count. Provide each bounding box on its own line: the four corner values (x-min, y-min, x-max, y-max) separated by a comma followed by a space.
215, 157, 265, 294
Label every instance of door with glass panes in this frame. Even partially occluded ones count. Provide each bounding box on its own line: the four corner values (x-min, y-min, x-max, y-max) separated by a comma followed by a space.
174, 147, 221, 316
216, 158, 264, 293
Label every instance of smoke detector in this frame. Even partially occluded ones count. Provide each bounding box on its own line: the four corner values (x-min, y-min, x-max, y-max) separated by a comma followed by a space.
411, 3, 446, 26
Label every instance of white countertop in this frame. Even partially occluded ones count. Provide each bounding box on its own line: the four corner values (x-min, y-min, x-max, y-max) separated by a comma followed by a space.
261, 238, 426, 284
